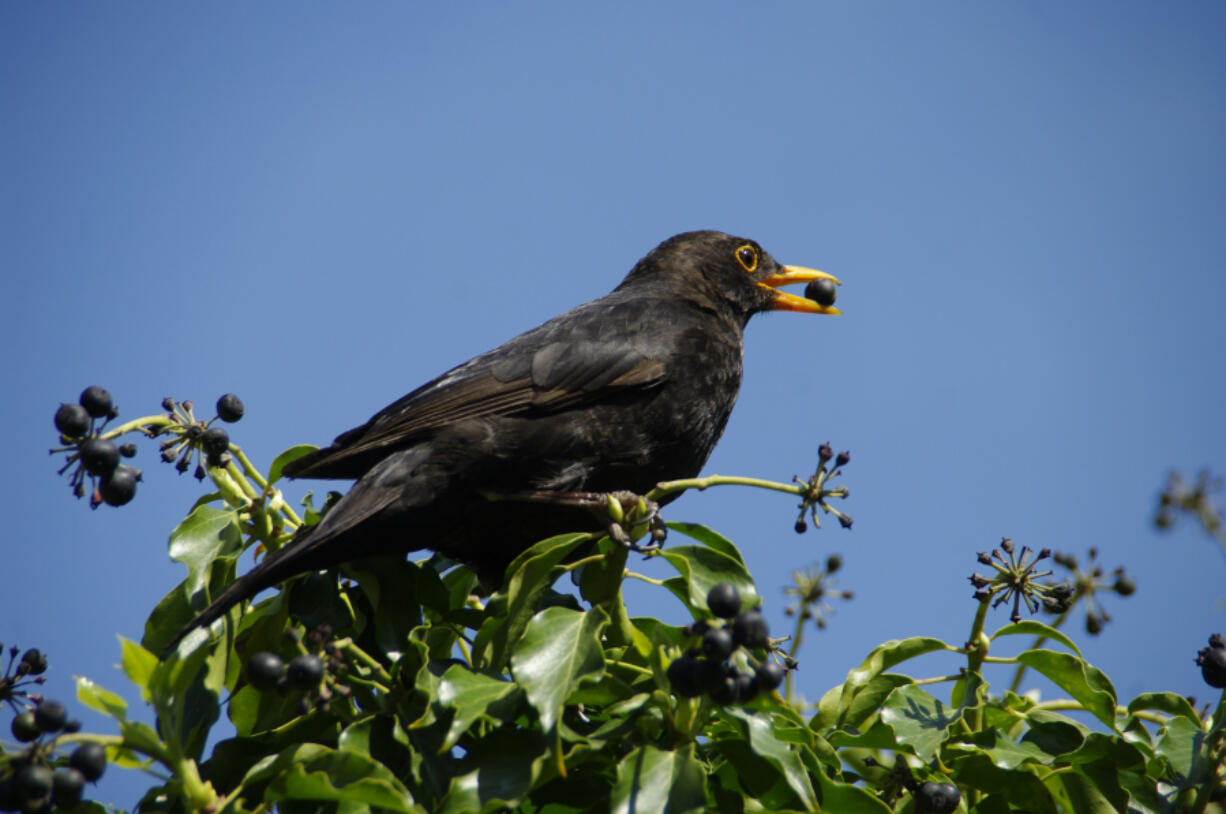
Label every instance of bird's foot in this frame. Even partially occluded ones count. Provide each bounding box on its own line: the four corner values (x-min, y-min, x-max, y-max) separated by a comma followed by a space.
601, 491, 666, 554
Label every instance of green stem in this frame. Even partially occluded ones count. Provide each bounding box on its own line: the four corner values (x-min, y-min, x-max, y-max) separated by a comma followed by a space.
648, 474, 805, 502
623, 570, 666, 587
961, 596, 993, 811
784, 606, 807, 703
334, 638, 393, 685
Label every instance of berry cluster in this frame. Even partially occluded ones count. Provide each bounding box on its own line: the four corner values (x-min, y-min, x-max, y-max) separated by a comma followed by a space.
1045, 547, 1136, 635
667, 583, 789, 705
0, 648, 47, 714
0, 647, 106, 813
1196, 634, 1226, 689
913, 780, 960, 814
968, 539, 1065, 623
157, 394, 244, 480
51, 386, 141, 508
793, 444, 852, 533
244, 626, 351, 715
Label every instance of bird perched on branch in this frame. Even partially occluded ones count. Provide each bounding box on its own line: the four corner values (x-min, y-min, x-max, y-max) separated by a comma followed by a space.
173, 230, 840, 648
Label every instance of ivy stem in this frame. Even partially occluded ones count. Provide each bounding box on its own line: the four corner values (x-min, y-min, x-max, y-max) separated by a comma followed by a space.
1007, 586, 1084, 694
333, 638, 393, 685
648, 474, 806, 501
961, 595, 993, 811
784, 604, 807, 703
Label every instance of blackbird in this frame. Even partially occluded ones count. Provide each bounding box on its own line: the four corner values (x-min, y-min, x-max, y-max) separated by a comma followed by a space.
174, 231, 840, 647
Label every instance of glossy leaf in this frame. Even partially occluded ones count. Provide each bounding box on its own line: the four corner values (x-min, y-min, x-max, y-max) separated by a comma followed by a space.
611, 744, 706, 814
1015, 649, 1118, 729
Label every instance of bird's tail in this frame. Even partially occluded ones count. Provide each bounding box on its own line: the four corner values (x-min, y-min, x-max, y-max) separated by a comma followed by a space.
165, 526, 340, 653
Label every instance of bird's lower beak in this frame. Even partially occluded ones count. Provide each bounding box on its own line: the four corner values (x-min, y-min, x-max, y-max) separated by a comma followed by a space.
757, 265, 842, 314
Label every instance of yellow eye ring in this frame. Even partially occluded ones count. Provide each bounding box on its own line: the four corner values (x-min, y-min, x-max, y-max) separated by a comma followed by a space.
735, 244, 758, 273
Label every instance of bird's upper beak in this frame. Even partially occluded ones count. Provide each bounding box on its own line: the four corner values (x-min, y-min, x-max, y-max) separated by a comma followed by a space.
757, 266, 842, 315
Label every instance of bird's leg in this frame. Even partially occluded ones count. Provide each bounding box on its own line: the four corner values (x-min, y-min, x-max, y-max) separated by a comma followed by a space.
479, 489, 666, 553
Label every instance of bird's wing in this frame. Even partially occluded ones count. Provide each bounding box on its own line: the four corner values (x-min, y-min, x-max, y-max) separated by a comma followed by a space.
284, 332, 668, 479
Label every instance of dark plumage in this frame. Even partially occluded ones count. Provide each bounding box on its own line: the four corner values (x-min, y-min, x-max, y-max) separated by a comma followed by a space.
174, 231, 839, 647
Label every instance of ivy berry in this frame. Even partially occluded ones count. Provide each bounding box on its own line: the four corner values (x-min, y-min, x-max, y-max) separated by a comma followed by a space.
1196, 634, 1226, 689
54, 403, 91, 438
707, 582, 742, 618
915, 781, 961, 814
69, 742, 108, 782
78, 386, 113, 419
216, 393, 245, 423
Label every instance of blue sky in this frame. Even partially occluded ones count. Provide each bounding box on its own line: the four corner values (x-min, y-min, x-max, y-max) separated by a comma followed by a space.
4, 3, 1225, 806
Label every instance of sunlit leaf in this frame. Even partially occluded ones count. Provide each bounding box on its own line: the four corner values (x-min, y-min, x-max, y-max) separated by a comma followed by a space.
611, 744, 706, 814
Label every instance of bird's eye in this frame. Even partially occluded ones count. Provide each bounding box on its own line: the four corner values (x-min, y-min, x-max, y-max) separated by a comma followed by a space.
735, 244, 758, 273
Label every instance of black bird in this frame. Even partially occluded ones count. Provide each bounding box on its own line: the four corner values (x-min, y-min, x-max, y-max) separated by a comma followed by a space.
175, 231, 840, 647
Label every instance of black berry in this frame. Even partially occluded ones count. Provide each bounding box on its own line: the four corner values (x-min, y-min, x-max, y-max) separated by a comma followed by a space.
33, 700, 68, 732
754, 661, 786, 693
14, 764, 53, 807
119, 442, 138, 458
1113, 574, 1136, 596
246, 651, 286, 691
730, 670, 756, 702
731, 610, 770, 649
216, 393, 245, 423
915, 781, 960, 814
286, 654, 324, 688
695, 658, 730, 696
54, 403, 91, 438
702, 627, 735, 660
201, 426, 230, 457
666, 654, 702, 698
11, 711, 40, 742
1197, 637, 1226, 689
706, 582, 742, 619
78, 386, 113, 419
20, 649, 47, 675
69, 742, 107, 782
710, 673, 739, 705
99, 466, 140, 506
51, 768, 85, 808
79, 438, 120, 477
804, 278, 837, 308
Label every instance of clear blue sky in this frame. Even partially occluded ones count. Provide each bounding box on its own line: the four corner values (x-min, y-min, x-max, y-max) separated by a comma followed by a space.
4, 3, 1225, 807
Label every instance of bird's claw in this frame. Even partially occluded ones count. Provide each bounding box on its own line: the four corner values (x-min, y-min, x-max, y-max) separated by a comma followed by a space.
602, 491, 665, 554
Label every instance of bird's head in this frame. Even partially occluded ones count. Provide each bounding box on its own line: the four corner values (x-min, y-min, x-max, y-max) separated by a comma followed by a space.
622, 231, 841, 323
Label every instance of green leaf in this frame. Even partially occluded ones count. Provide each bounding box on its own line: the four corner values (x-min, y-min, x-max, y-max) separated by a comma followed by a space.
1154, 715, 1208, 788
75, 676, 128, 721
725, 708, 818, 811
813, 637, 949, 729
665, 522, 747, 565
473, 532, 592, 671
951, 752, 1056, 813
267, 444, 317, 484
119, 636, 159, 703
1127, 691, 1200, 724
1053, 767, 1123, 814
658, 544, 758, 613
436, 664, 522, 751
611, 743, 707, 814
510, 606, 608, 772
168, 505, 243, 602
879, 684, 961, 762
248, 744, 424, 814
813, 768, 893, 813
1014, 649, 1118, 729
990, 619, 1082, 658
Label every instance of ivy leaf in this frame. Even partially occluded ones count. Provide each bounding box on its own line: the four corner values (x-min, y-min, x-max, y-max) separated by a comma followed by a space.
813, 637, 949, 729
510, 605, 608, 774
813, 768, 893, 813
724, 708, 818, 810
665, 522, 748, 566
659, 544, 758, 614
611, 743, 706, 814
473, 532, 592, 671
267, 444, 317, 484
991, 619, 1082, 658
436, 664, 522, 751
1126, 691, 1201, 725
879, 684, 961, 762
168, 504, 243, 602
247, 744, 423, 814
119, 636, 159, 703
1015, 650, 1118, 729
75, 676, 128, 721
